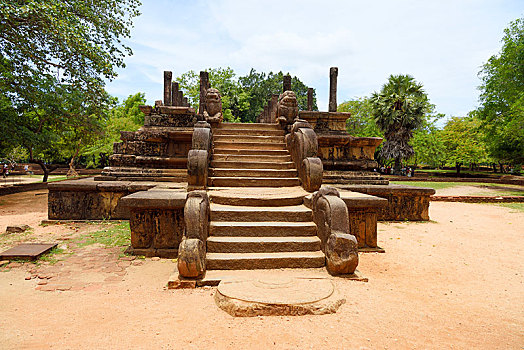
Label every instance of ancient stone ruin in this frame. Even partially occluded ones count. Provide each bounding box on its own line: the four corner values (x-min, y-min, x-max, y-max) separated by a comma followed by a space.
48, 67, 435, 285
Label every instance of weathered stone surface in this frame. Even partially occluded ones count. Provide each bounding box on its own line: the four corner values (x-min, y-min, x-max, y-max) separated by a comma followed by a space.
341, 184, 435, 221
215, 277, 345, 316
311, 186, 360, 275
286, 120, 322, 192
48, 179, 158, 220
206, 251, 325, 270
329, 67, 338, 112
312, 187, 347, 247
302, 157, 323, 192
139, 105, 152, 115
192, 122, 211, 150
184, 191, 210, 241
276, 91, 299, 127
187, 149, 209, 189
144, 113, 196, 127
5, 225, 31, 234
128, 207, 184, 249
177, 238, 206, 278
120, 190, 186, 209
307, 87, 314, 111
325, 232, 358, 275
163, 71, 172, 106
203, 88, 223, 124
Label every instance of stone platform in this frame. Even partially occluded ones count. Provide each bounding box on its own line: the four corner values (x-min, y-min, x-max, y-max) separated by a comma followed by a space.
215, 276, 345, 316
339, 184, 436, 221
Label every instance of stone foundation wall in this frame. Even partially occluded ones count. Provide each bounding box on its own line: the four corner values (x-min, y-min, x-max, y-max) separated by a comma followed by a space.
48, 179, 157, 220
120, 190, 187, 258
340, 185, 436, 221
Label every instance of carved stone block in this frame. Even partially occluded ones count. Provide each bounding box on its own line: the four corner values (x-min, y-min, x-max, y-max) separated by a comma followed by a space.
177, 238, 206, 279
325, 232, 358, 275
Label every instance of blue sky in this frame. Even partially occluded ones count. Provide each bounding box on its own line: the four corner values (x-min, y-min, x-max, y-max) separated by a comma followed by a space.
106, 0, 522, 123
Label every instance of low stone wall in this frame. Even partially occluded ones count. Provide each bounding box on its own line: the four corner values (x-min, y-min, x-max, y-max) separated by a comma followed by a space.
339, 185, 436, 221
48, 178, 157, 220
431, 195, 523, 203
120, 189, 187, 258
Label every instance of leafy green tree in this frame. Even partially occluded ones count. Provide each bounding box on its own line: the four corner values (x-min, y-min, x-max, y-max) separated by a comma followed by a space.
370, 74, 430, 173
177, 68, 316, 123
440, 116, 489, 175
0, 0, 141, 103
476, 17, 524, 167
0, 0, 141, 180
83, 93, 146, 167
177, 67, 245, 122
239, 69, 317, 122
338, 97, 383, 137
409, 114, 446, 169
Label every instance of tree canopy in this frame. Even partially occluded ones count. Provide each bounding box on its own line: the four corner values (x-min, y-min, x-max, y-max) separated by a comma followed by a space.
0, 0, 141, 180
177, 67, 316, 123
369, 74, 430, 172
476, 17, 524, 165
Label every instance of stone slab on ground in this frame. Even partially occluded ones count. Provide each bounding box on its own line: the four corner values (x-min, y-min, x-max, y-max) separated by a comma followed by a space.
215, 276, 345, 316
0, 243, 57, 261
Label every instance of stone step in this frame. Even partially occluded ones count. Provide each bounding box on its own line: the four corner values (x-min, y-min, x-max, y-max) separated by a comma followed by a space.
210, 168, 298, 178
208, 177, 300, 187
209, 188, 306, 207
210, 204, 312, 222
209, 221, 317, 237
213, 135, 285, 143
211, 160, 295, 169
207, 236, 321, 253
213, 141, 286, 150
213, 128, 284, 136
206, 251, 325, 270
213, 148, 289, 156
215, 122, 281, 130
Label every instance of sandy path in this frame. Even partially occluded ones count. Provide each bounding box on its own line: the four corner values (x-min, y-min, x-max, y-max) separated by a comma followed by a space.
0, 190, 523, 349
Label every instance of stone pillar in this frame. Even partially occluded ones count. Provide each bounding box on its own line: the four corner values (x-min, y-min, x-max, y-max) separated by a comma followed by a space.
164, 71, 172, 106
283, 74, 292, 92
270, 94, 279, 123
183, 97, 189, 107
171, 82, 179, 106
177, 90, 183, 107
199, 71, 209, 115
329, 67, 338, 112
307, 88, 314, 111
263, 105, 269, 123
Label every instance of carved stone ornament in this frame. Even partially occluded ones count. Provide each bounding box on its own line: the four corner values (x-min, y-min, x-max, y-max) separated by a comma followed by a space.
277, 90, 299, 127
312, 186, 359, 275
203, 88, 223, 124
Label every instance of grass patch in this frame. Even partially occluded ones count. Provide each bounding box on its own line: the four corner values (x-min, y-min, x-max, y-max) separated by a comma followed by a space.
75, 221, 130, 249
38, 247, 70, 265
495, 202, 524, 212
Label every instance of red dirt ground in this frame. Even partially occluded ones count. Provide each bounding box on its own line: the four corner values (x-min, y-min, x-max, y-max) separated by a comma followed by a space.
0, 189, 522, 349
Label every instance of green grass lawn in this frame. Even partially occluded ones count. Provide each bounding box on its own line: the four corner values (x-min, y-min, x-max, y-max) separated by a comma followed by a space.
391, 181, 524, 195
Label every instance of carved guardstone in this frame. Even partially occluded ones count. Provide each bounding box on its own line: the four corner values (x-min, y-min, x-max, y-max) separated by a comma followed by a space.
312, 187, 359, 275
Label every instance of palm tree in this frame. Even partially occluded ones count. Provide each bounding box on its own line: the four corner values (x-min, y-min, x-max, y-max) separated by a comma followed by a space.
370, 74, 429, 174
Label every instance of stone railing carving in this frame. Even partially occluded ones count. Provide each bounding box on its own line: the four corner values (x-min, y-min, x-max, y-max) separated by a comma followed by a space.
187, 121, 211, 190
286, 120, 323, 192
312, 187, 359, 275
177, 191, 210, 279
203, 88, 223, 125
276, 90, 299, 130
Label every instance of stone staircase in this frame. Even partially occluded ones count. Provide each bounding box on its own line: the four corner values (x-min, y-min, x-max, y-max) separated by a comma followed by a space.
209, 123, 300, 187
206, 123, 325, 270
